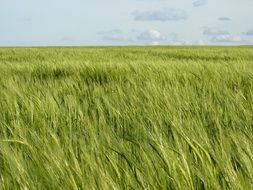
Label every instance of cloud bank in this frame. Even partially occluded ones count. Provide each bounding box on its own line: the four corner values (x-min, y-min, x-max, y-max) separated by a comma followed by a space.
202, 27, 229, 36
218, 17, 231, 21
246, 30, 253, 36
97, 30, 132, 42
193, 0, 208, 7
211, 34, 242, 43
133, 9, 188, 21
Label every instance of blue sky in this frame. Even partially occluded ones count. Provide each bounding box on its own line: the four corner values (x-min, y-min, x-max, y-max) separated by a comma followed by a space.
1, 0, 253, 46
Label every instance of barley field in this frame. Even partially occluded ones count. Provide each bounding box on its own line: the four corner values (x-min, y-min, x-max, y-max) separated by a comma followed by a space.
0, 46, 253, 189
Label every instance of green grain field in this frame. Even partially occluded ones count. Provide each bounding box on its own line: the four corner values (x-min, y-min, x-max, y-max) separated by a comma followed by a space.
1, 46, 253, 189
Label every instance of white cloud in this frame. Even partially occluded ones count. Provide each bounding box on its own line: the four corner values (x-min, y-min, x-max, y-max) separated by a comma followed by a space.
97, 30, 132, 42
218, 17, 231, 21
101, 35, 131, 42
194, 39, 205, 45
137, 30, 180, 45
97, 30, 122, 35
202, 27, 229, 36
171, 40, 191, 45
60, 36, 76, 42
150, 41, 160, 45
246, 30, 253, 36
133, 9, 188, 21
193, 0, 208, 7
201, 27, 244, 44
211, 34, 242, 43
137, 29, 162, 41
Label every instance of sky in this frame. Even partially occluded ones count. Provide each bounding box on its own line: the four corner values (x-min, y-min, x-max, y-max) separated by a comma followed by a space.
1, 0, 253, 46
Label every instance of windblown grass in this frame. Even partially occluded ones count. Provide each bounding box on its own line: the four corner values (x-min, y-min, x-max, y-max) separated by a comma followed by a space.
1, 46, 253, 189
